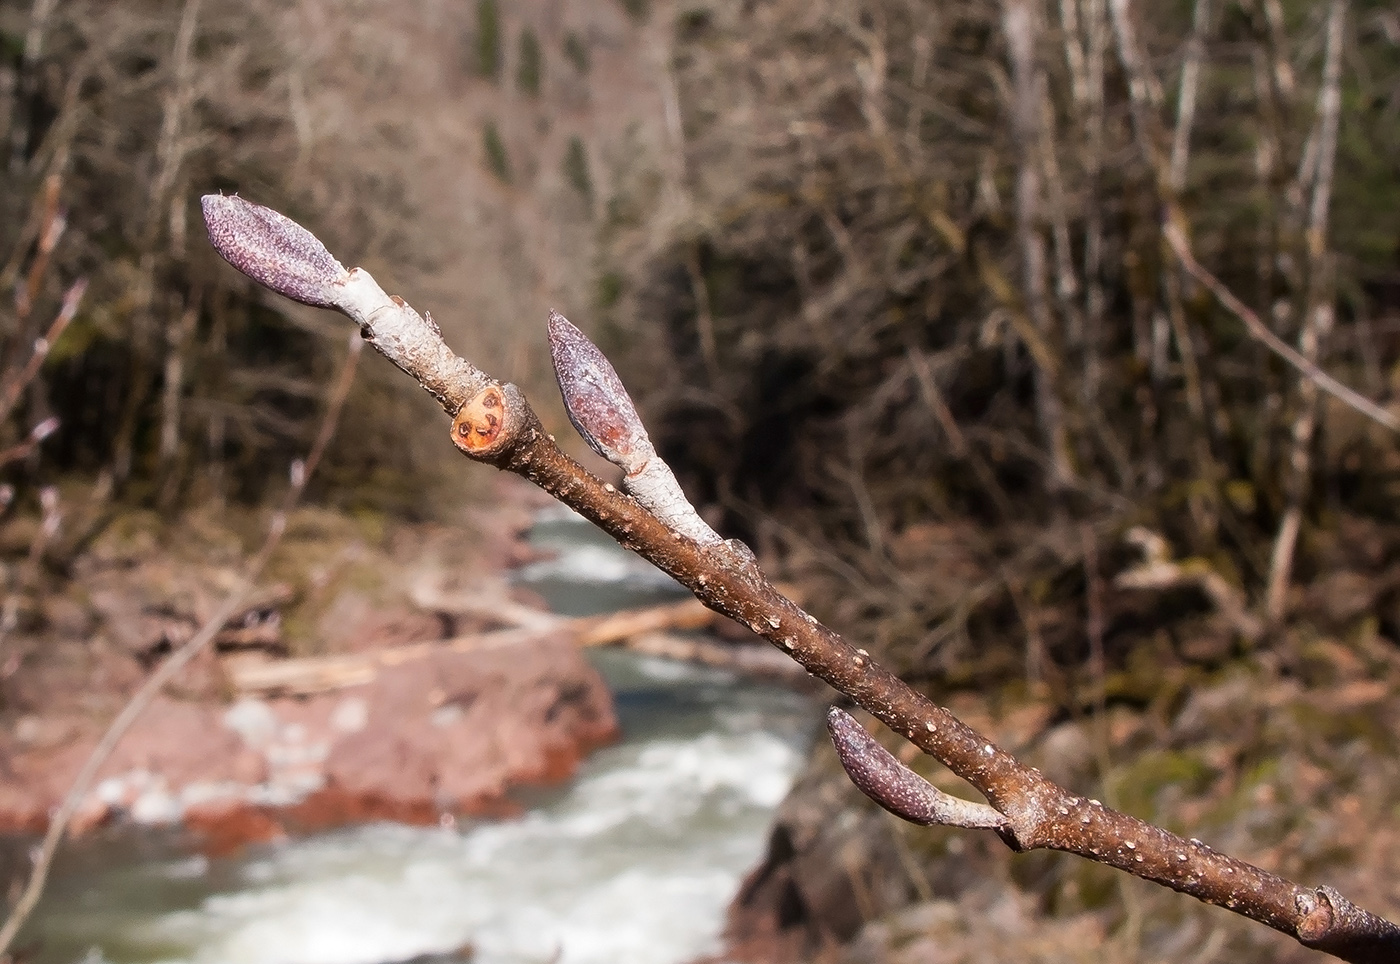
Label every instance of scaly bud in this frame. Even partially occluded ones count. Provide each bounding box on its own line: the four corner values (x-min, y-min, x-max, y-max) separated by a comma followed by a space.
547, 310, 652, 473
201, 195, 346, 308
827, 706, 1007, 830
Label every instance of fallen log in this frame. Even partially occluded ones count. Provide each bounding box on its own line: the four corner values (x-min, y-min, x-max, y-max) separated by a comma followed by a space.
222, 595, 795, 696
624, 631, 811, 682
222, 625, 549, 695
573, 597, 716, 646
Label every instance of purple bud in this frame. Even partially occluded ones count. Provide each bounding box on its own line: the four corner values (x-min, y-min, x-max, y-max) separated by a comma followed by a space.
30, 417, 60, 441
201, 195, 346, 308
547, 311, 650, 469
827, 706, 1006, 831
827, 706, 942, 825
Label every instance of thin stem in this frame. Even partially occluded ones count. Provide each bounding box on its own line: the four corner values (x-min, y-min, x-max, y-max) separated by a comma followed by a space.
1265, 0, 1348, 621
0, 279, 85, 425
1165, 223, 1396, 434
1169, 0, 1212, 193
1003, 0, 1074, 487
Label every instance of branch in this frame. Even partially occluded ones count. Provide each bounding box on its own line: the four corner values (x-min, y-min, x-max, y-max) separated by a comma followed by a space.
1165, 222, 1399, 434
197, 195, 1400, 964
0, 416, 60, 470
0, 329, 363, 960
0, 485, 60, 648
1001, 0, 1074, 488
0, 279, 86, 425
1265, 0, 1350, 622
1168, 0, 1212, 193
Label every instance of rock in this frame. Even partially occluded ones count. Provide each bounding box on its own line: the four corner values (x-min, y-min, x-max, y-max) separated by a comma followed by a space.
185, 802, 287, 856
0, 633, 617, 851
315, 591, 449, 654
722, 737, 918, 963
835, 884, 1107, 964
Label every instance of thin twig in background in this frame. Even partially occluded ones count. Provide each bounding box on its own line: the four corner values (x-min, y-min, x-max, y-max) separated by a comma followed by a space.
10, 193, 64, 342
7, 0, 61, 175
1162, 0, 1222, 516
1002, 0, 1074, 489
0, 279, 86, 425
1080, 523, 1107, 724
157, 295, 200, 505
1111, 0, 1221, 522
905, 345, 1014, 521
1164, 222, 1398, 434
1107, 0, 1175, 486
1265, 0, 1348, 622
0, 485, 60, 648
1, 176, 64, 389
0, 176, 61, 307
110, 0, 205, 491
0, 330, 363, 960
1002, 569, 1045, 686
682, 243, 721, 387
1107, 0, 1165, 168
195, 195, 1400, 964
0, 417, 59, 471
1059, 0, 1109, 403
1169, 0, 1213, 194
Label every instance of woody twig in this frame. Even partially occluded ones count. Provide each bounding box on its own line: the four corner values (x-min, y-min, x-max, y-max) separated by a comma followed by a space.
198, 195, 1400, 964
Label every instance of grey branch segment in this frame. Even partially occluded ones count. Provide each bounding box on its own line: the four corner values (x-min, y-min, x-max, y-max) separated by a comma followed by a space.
202, 195, 487, 413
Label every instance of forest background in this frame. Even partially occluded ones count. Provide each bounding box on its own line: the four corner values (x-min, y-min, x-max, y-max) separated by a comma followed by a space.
2, 0, 1400, 961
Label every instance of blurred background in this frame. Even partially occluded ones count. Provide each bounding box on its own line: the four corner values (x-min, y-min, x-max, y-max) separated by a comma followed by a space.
2, 0, 1400, 962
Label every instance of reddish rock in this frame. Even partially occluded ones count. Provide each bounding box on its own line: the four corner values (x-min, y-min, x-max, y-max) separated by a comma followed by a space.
0, 633, 618, 853
321, 637, 617, 815
186, 802, 287, 856
721, 743, 918, 964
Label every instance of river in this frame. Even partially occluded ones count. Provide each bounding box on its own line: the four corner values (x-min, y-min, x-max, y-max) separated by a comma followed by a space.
20, 509, 816, 964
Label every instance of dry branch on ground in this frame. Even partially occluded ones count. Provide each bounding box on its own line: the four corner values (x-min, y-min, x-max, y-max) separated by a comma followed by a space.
222, 595, 801, 696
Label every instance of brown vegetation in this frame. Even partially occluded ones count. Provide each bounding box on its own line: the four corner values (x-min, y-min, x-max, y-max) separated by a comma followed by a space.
0, 0, 662, 523
606, 0, 1400, 684
589, 1, 1400, 959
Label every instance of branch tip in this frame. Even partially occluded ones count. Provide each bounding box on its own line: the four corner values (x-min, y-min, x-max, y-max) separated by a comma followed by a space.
1296, 886, 1400, 957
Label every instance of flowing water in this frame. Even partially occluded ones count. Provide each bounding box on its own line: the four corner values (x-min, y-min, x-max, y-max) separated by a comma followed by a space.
20, 510, 816, 964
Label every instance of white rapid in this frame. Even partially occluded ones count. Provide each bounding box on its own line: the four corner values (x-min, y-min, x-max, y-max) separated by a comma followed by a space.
25, 511, 814, 964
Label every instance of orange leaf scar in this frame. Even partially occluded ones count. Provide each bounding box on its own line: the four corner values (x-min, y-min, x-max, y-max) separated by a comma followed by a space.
451, 384, 507, 454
